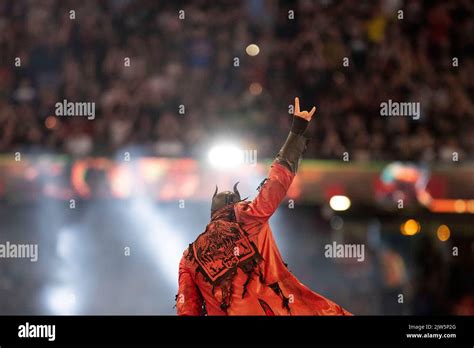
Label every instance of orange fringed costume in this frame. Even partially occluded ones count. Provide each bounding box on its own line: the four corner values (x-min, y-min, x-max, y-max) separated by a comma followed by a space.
176, 162, 352, 316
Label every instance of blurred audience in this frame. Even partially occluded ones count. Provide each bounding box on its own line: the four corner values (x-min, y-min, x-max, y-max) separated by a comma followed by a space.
0, 0, 472, 161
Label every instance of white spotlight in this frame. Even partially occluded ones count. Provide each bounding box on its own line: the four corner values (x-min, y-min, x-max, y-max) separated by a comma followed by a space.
329, 195, 351, 211
44, 286, 77, 315
208, 144, 244, 169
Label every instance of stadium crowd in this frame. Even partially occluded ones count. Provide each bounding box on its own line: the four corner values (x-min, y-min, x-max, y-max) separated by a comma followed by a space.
0, 0, 472, 161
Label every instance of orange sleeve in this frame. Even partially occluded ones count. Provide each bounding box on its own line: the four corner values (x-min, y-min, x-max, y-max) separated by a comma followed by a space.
176, 253, 204, 316
236, 162, 294, 223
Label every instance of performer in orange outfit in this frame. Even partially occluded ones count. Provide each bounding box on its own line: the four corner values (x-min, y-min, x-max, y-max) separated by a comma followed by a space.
176, 97, 352, 315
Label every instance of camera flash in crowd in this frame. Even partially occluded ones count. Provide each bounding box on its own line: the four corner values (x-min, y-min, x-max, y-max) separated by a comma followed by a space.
246, 44, 260, 56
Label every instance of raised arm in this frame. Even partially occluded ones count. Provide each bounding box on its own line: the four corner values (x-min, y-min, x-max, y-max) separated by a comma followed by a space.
236, 97, 316, 222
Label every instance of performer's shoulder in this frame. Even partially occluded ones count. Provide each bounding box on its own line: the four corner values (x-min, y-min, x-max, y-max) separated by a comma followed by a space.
181, 243, 195, 262
234, 200, 251, 212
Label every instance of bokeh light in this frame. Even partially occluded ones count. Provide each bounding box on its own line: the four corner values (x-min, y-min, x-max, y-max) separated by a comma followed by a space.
400, 219, 421, 236
245, 44, 260, 56
45, 115, 57, 129
454, 200, 466, 213
249, 82, 263, 96
437, 224, 451, 242
329, 195, 351, 211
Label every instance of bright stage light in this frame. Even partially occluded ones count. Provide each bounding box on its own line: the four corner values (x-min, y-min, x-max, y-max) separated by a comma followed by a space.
208, 144, 244, 169
129, 197, 187, 286
329, 195, 351, 211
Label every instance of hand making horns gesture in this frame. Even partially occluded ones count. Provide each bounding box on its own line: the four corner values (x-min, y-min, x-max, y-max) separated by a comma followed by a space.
294, 97, 317, 122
